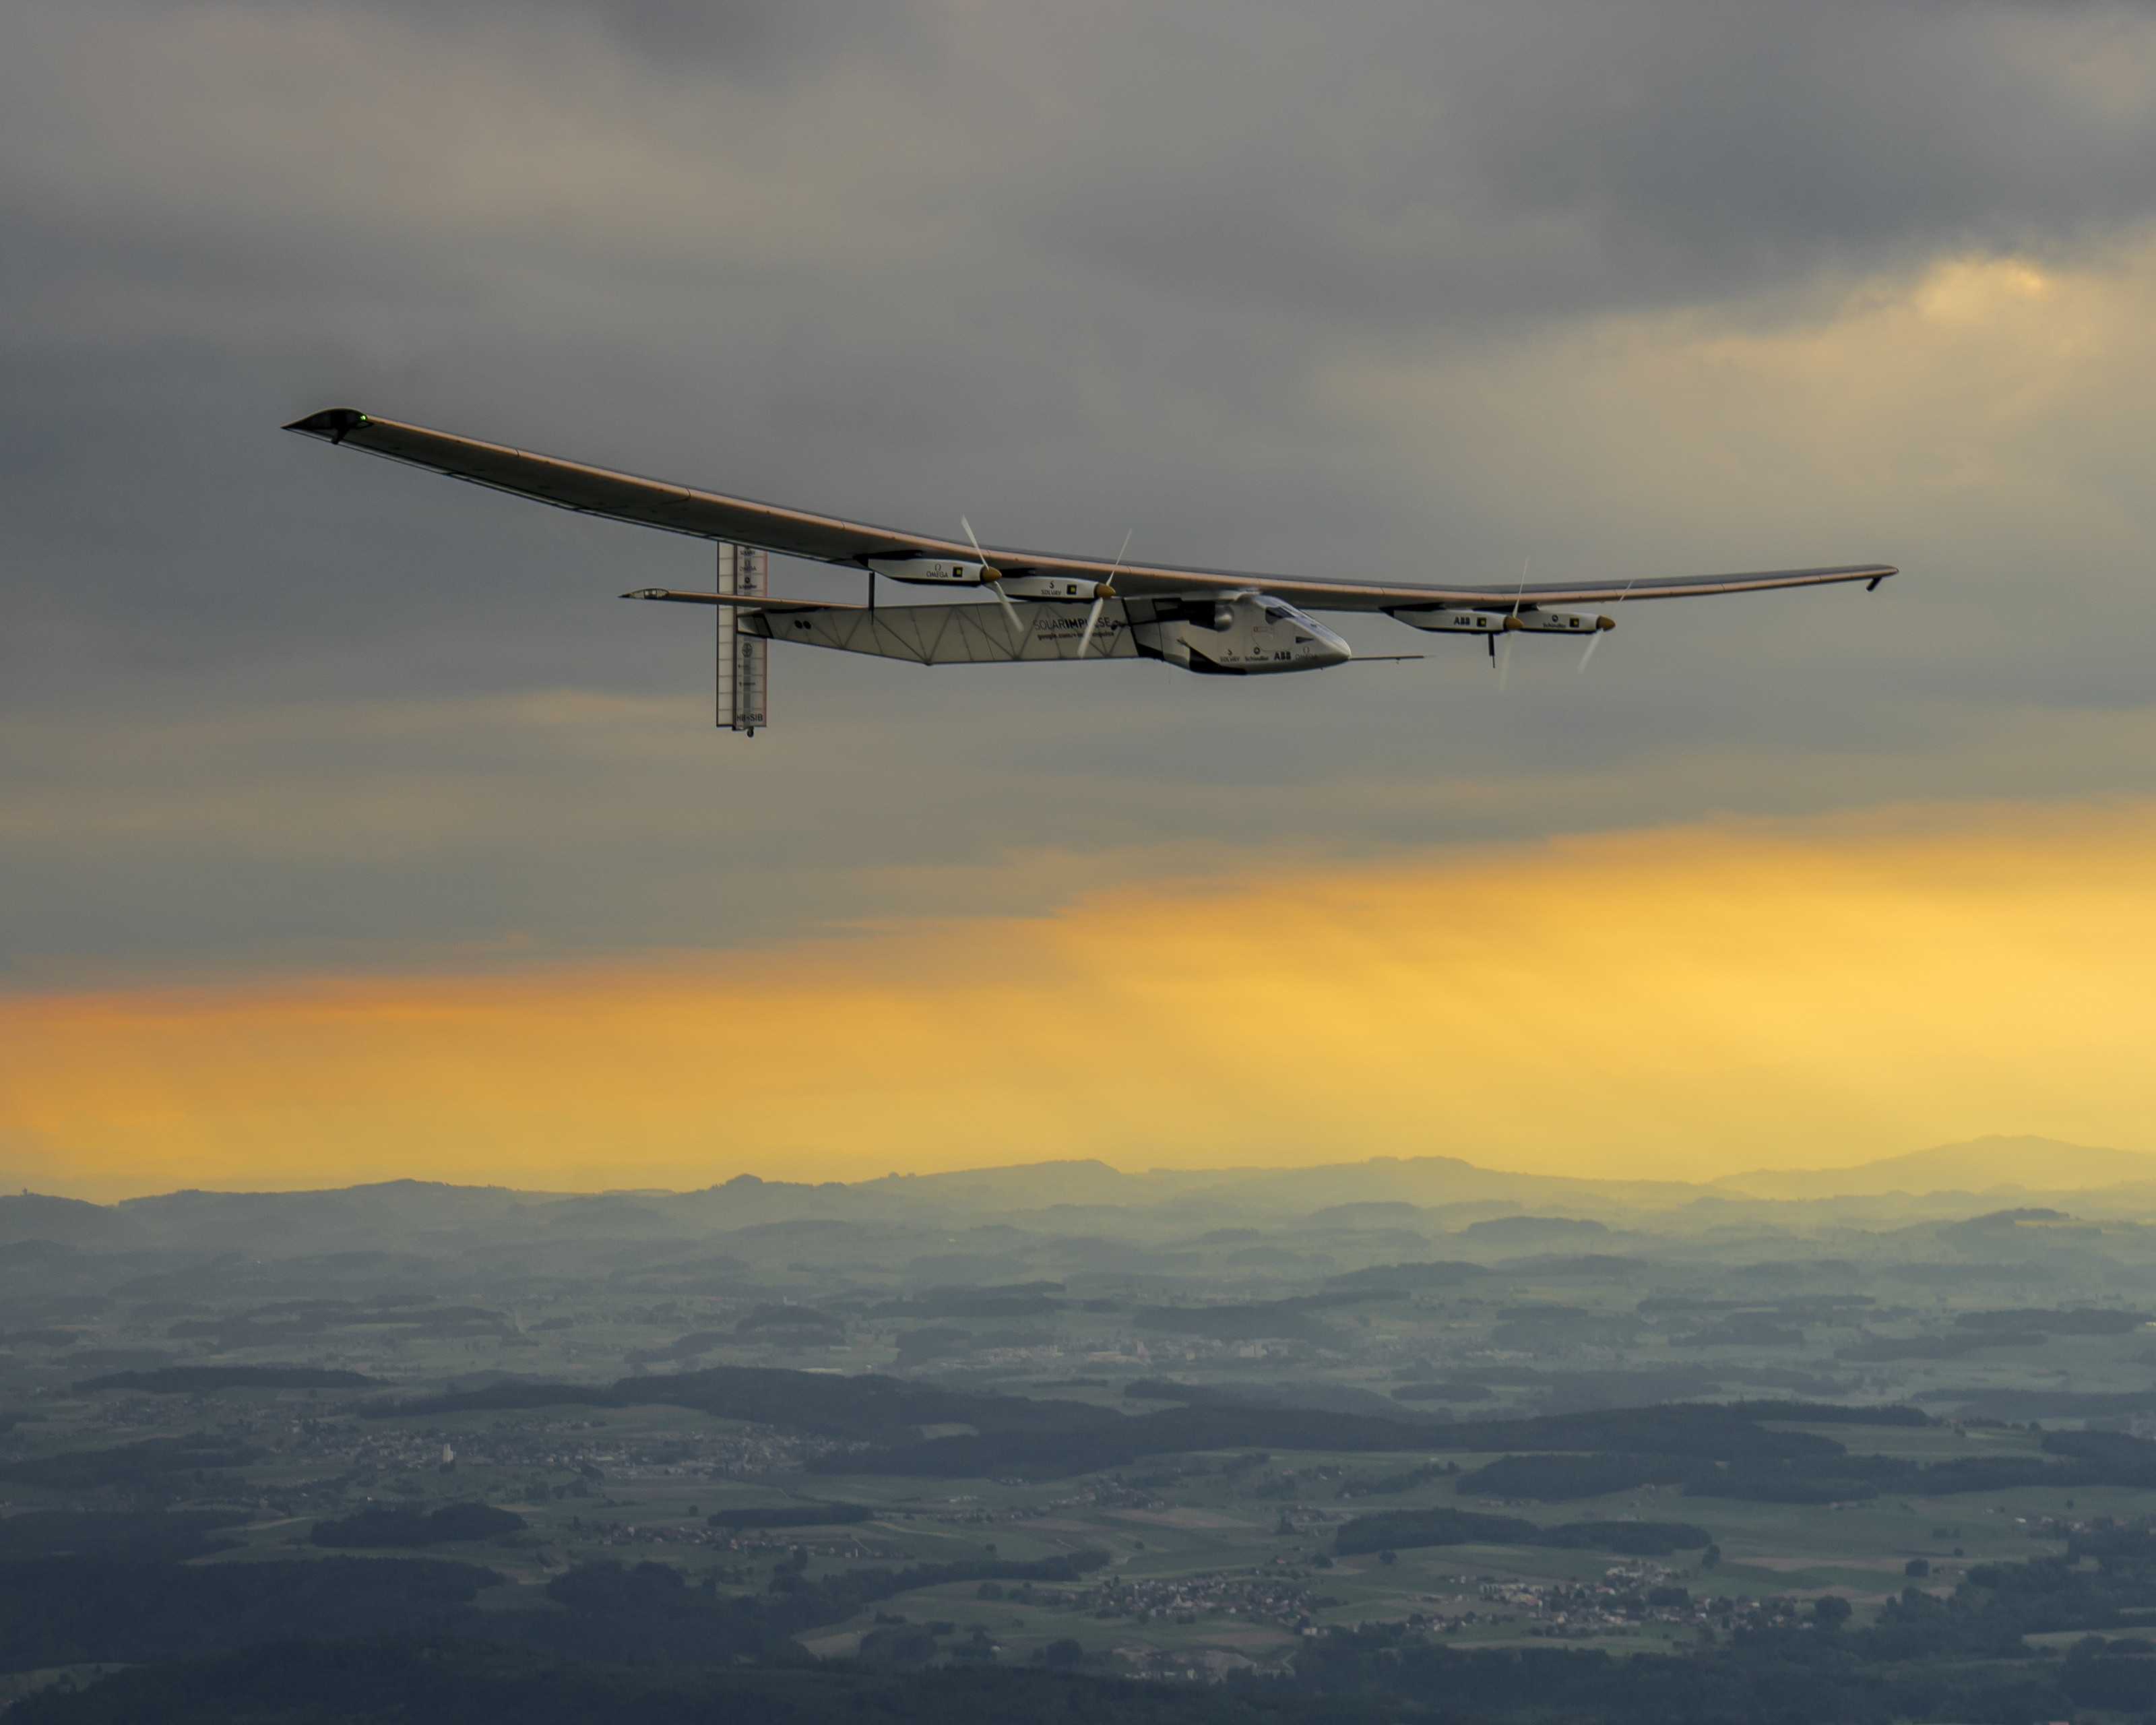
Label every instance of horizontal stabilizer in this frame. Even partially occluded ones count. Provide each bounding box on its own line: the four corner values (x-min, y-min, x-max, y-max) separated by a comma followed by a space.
621, 588, 860, 615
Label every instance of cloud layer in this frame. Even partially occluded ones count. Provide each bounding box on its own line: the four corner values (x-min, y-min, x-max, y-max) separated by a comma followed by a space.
7, 1, 2156, 1185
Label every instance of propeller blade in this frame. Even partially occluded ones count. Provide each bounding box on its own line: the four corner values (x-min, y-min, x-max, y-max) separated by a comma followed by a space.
960, 515, 990, 573
961, 514, 1025, 648
1499, 555, 1526, 688
1075, 530, 1132, 661
988, 579, 1025, 647
1578, 579, 1632, 674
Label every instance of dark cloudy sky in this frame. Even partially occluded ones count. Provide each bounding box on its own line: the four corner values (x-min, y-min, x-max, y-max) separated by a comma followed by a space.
7, 1, 2156, 1192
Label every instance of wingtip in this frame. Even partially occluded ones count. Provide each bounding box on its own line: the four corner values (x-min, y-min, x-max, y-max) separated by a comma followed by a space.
283, 407, 371, 441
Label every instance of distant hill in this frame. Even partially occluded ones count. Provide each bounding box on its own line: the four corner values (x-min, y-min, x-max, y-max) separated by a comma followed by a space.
13, 1140, 2156, 1259
0, 1193, 141, 1249
1713, 1135, 2156, 1199
1460, 1215, 1612, 1243
1172, 1156, 1702, 1218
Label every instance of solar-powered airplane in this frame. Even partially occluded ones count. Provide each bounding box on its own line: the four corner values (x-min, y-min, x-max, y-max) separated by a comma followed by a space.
285, 408, 1897, 735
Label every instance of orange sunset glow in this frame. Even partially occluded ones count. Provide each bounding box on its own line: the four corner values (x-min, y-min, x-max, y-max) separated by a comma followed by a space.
7, 797, 2151, 1199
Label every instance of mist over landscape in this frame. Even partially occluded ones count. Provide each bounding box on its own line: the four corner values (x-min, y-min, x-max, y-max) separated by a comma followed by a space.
6, 1136, 2156, 1719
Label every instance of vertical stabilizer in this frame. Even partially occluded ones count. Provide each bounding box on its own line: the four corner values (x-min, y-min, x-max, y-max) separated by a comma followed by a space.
716, 544, 769, 734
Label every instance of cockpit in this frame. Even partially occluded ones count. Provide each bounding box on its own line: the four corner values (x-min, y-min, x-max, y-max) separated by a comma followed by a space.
1257, 596, 1317, 635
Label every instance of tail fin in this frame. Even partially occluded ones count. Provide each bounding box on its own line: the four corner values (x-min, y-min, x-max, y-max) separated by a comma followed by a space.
715, 544, 769, 736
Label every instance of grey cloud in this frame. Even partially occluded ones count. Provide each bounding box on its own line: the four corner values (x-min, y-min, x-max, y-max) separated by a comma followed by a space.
1005, 1, 2156, 332
292, 0, 944, 77
7, 0, 2156, 976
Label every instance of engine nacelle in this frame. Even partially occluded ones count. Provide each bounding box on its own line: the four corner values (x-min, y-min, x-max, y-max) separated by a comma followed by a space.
1391, 606, 1612, 635
996, 573, 1104, 600
1509, 608, 1614, 635
1389, 606, 1500, 635
866, 555, 994, 586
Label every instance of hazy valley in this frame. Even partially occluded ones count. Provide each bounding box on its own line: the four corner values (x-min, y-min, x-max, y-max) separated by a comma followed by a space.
2, 1137, 2155, 1719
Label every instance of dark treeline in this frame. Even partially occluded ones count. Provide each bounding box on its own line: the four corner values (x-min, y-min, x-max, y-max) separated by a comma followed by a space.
1716, 1400, 1930, 1426
1436, 1406, 1843, 1459
1955, 1307, 2150, 1335
625, 1329, 738, 1363
1838, 1331, 2046, 1361
1944, 1385, 2156, 1421
1129, 1301, 1346, 1343
808, 1400, 1862, 1481
365, 1365, 1122, 1444
0, 1557, 499, 1672
1636, 1295, 1876, 1319
734, 1305, 848, 1337
0, 1510, 248, 1562
871, 1283, 1071, 1319
1450, 1426, 2156, 1506
1668, 1318, 1808, 1348
311, 1503, 526, 1548
20, 1635, 2155, 1725
0, 1542, 1108, 1679
2045, 1429, 2156, 1484
1287, 1623, 2134, 1724
1389, 1380, 1497, 1404
162, 1301, 513, 1350
1323, 1260, 1487, 1292
1120, 1379, 1421, 1419
74, 1365, 379, 1393
1334, 1507, 1711, 1557
706, 1503, 872, 1530
1531, 1367, 1856, 1408
1457, 1453, 1697, 1501
8, 1641, 1335, 1725
0, 1435, 264, 1491
73, 1371, 379, 1397
521, 1548, 1114, 1664
810, 1404, 1436, 1479
1333, 1460, 1457, 1499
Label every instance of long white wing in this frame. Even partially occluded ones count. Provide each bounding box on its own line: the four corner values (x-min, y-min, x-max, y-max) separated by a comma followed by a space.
286, 408, 1897, 612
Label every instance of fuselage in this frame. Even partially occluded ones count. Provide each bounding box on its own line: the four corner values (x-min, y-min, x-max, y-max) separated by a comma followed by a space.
740, 590, 1353, 674
1145, 592, 1353, 675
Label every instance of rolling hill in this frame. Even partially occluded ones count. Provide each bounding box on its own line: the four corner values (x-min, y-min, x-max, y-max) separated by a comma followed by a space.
1711, 1135, 2156, 1199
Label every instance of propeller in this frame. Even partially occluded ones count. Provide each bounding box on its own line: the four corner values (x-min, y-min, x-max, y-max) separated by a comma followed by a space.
1577, 577, 1635, 672
1494, 558, 1527, 691
1075, 529, 1133, 660
961, 515, 1026, 650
